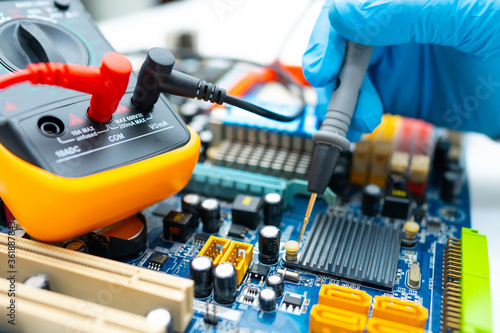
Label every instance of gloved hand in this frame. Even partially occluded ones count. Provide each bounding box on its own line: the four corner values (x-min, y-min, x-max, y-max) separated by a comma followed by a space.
303, 0, 500, 141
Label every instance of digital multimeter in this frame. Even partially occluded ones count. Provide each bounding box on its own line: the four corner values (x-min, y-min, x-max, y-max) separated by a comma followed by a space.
0, 0, 200, 242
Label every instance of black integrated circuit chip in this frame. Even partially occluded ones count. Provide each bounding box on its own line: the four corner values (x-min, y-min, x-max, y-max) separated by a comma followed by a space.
382, 191, 411, 220
248, 263, 271, 279
228, 224, 248, 239
283, 294, 303, 307
413, 207, 426, 221
148, 252, 168, 270
245, 287, 259, 296
193, 233, 209, 244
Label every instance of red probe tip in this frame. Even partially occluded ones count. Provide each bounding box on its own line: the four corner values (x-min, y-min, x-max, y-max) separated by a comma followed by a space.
88, 52, 133, 123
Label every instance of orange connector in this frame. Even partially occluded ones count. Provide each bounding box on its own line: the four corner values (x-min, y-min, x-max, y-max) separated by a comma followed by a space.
372, 296, 428, 328
197, 236, 231, 265
367, 318, 424, 333
310, 304, 367, 333
318, 284, 372, 315
221, 240, 253, 284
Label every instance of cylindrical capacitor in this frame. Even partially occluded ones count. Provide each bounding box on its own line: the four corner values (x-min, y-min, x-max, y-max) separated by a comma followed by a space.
190, 256, 213, 298
259, 288, 277, 312
361, 184, 382, 216
179, 101, 199, 123
23, 273, 50, 290
266, 274, 284, 297
441, 170, 463, 202
213, 262, 237, 304
182, 193, 202, 228
199, 130, 213, 151
200, 198, 221, 233
146, 308, 173, 333
433, 137, 450, 172
263, 193, 282, 226
277, 268, 300, 282
258, 226, 281, 264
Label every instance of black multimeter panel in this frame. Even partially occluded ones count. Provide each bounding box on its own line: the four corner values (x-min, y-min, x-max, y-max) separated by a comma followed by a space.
0, 0, 190, 178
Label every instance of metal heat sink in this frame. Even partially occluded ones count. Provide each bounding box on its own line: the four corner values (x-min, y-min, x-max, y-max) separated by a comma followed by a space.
284, 212, 401, 289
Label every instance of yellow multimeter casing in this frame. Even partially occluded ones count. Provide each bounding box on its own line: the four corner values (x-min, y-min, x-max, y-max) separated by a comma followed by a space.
0, 89, 200, 242
0, 127, 199, 242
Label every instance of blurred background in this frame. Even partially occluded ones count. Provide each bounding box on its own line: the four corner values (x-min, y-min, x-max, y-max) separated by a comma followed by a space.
81, 0, 171, 22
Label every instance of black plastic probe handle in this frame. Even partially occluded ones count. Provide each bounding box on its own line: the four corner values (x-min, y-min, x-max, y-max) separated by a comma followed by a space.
132, 48, 304, 122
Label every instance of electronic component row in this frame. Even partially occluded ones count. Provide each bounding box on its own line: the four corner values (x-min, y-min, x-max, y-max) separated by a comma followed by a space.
310, 284, 428, 333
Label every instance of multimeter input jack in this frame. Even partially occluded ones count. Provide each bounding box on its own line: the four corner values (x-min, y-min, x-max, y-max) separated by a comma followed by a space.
38, 116, 65, 137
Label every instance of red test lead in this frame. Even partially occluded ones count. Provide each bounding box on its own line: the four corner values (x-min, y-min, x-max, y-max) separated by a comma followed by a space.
0, 52, 132, 123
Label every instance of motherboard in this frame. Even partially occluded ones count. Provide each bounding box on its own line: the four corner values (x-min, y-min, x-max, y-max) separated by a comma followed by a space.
0, 1, 493, 331
0, 77, 492, 332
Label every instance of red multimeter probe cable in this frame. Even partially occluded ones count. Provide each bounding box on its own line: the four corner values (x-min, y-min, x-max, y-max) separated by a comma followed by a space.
0, 52, 131, 122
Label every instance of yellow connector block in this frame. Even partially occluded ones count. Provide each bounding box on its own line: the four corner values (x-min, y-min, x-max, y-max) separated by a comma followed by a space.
318, 284, 372, 316
367, 318, 424, 333
372, 296, 428, 328
390, 151, 409, 176
350, 141, 371, 186
197, 236, 231, 265
368, 142, 392, 188
409, 155, 430, 184
310, 304, 367, 333
221, 240, 253, 284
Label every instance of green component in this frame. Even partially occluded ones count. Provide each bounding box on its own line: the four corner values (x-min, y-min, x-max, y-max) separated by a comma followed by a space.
461, 228, 492, 333
185, 164, 288, 201
185, 164, 336, 208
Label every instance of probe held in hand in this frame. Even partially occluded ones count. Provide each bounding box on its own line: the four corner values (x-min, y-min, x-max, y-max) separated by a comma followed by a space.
300, 41, 373, 244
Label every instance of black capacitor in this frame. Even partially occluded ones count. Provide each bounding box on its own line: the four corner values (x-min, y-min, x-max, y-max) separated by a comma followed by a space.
433, 137, 451, 172
361, 184, 382, 217
146, 308, 173, 333
200, 198, 221, 233
266, 274, 284, 297
179, 101, 199, 123
213, 262, 238, 304
189, 256, 213, 298
24, 273, 50, 290
263, 193, 282, 226
441, 170, 464, 202
182, 193, 202, 228
199, 130, 213, 151
258, 226, 281, 264
259, 288, 277, 312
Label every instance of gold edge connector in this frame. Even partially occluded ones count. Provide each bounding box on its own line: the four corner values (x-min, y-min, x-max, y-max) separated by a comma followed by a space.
441, 237, 462, 333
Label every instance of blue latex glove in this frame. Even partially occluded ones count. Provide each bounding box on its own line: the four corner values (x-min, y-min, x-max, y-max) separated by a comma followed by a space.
303, 0, 500, 141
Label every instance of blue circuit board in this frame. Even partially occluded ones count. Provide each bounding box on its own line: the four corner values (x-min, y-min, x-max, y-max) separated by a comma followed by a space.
118, 168, 471, 333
